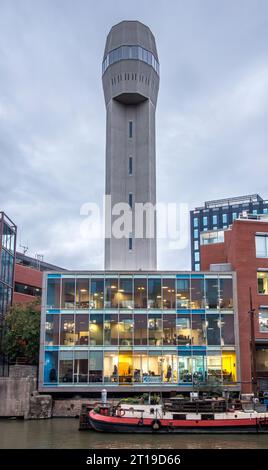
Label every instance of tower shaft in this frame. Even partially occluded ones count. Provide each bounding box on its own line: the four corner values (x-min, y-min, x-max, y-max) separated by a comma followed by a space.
102, 21, 159, 270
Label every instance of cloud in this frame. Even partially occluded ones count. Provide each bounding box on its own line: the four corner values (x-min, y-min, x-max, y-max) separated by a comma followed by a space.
0, 0, 268, 270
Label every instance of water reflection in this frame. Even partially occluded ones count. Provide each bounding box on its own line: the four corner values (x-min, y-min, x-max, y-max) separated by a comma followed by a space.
0, 419, 268, 449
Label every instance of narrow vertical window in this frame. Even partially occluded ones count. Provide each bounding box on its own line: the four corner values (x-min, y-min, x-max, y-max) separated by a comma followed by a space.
128, 193, 133, 209
129, 121, 133, 138
129, 237, 133, 251
129, 156, 133, 175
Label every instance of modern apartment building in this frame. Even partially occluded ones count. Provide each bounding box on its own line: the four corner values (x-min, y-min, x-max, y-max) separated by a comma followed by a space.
190, 194, 268, 271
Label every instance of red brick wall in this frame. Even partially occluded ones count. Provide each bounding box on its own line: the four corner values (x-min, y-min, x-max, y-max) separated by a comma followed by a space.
200, 242, 226, 270
13, 264, 43, 304
14, 264, 43, 288
200, 219, 268, 393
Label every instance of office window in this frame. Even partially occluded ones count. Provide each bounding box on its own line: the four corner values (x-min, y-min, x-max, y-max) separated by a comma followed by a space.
104, 352, 119, 383
191, 278, 205, 309
47, 278, 61, 309
258, 272, 268, 294
129, 237, 133, 251
205, 278, 218, 309
148, 313, 162, 346
75, 314, 89, 345
194, 229, 198, 239
259, 311, 268, 333
128, 193, 133, 209
134, 314, 147, 345
118, 278, 133, 309
176, 279, 190, 309
44, 351, 58, 383
104, 278, 118, 308
129, 121, 133, 138
90, 279, 104, 309
193, 218, 198, 228
163, 314, 176, 344
162, 279, 176, 309
60, 314, 75, 346
61, 279, 75, 309
90, 314, 103, 345
148, 278, 162, 309
194, 252, 200, 262
134, 278, 147, 308
203, 216, 208, 226
195, 264, 200, 271
256, 235, 268, 258
264, 208, 268, 214
192, 314, 206, 346
194, 241, 199, 250
104, 313, 118, 345
59, 351, 73, 383
232, 212, 237, 221
213, 215, 218, 225
221, 314, 235, 345
119, 313, 133, 346
45, 314, 59, 346
207, 351, 221, 381
207, 315, 221, 345
253, 209, 258, 215
76, 278, 89, 309
219, 278, 233, 309
15, 283, 41, 297
88, 351, 103, 383
222, 214, 227, 224
129, 156, 133, 175
176, 315, 191, 346
74, 351, 88, 383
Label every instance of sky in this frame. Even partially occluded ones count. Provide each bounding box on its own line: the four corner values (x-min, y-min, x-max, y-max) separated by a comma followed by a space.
0, 0, 268, 270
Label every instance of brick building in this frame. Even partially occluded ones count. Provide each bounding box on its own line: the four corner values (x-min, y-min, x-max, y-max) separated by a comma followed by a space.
13, 252, 64, 304
200, 214, 268, 393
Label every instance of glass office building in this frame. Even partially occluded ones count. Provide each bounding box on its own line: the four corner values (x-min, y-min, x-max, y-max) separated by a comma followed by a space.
190, 194, 268, 271
39, 271, 240, 392
0, 212, 17, 375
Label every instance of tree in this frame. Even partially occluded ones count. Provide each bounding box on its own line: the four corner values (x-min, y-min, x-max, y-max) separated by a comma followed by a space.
1, 300, 40, 365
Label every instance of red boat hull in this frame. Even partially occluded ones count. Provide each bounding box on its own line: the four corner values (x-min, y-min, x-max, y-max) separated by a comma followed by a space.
89, 410, 268, 434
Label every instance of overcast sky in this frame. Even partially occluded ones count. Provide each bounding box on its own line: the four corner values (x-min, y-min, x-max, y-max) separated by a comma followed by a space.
1, 0, 268, 270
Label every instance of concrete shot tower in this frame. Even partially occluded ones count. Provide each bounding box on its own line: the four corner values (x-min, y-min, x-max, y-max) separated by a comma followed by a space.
102, 21, 159, 270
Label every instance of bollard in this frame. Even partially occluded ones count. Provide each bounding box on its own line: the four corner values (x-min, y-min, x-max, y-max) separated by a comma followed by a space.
101, 389, 107, 404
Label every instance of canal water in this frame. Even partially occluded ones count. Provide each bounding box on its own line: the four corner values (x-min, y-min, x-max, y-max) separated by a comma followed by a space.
0, 419, 268, 449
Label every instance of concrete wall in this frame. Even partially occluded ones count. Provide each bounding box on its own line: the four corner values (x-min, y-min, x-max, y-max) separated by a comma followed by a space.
0, 365, 37, 418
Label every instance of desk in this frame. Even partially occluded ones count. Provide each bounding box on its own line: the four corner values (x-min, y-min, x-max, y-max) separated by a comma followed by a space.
119, 375, 132, 383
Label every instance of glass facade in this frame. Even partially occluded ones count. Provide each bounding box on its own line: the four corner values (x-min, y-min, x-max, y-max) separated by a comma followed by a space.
41, 272, 238, 389
0, 213, 16, 375
102, 45, 160, 75
0, 213, 16, 322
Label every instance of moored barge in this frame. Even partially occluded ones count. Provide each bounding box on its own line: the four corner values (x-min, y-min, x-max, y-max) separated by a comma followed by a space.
88, 399, 268, 434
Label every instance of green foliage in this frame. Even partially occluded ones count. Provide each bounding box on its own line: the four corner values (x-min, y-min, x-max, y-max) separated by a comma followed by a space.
120, 397, 141, 404
1, 300, 40, 364
150, 394, 161, 404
